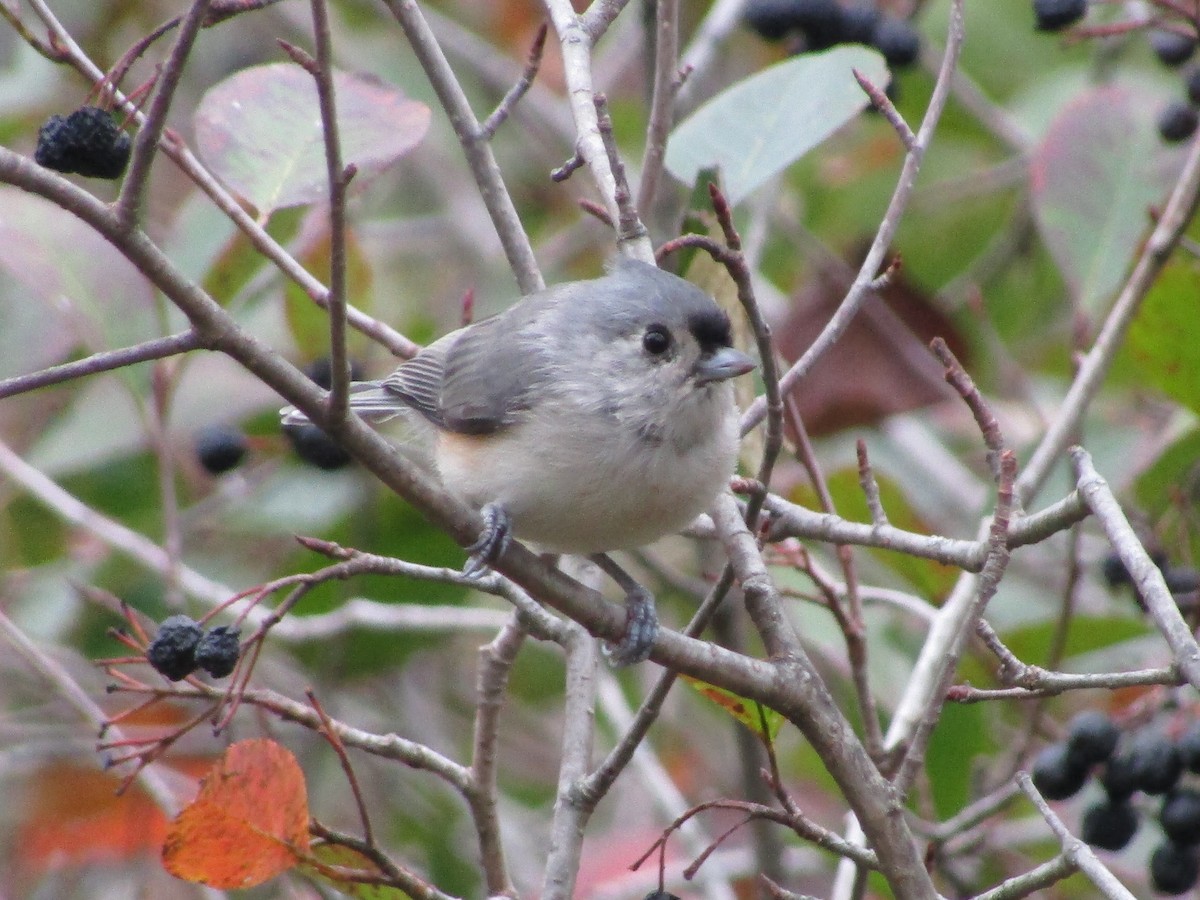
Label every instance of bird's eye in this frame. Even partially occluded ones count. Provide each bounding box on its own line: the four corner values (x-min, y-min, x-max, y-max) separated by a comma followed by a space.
642, 325, 671, 356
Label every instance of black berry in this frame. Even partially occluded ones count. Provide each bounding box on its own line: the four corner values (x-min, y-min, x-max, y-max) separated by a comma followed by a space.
1179, 721, 1200, 773
1166, 566, 1200, 595
1187, 67, 1200, 106
1080, 798, 1139, 851
1067, 710, 1120, 767
1131, 732, 1184, 794
795, 0, 845, 50
195, 424, 248, 475
870, 16, 920, 67
146, 615, 203, 681
35, 106, 131, 179
303, 356, 364, 391
284, 423, 352, 470
1159, 101, 1199, 144
1102, 552, 1131, 587
1151, 29, 1198, 67
1152, 841, 1200, 895
34, 114, 73, 172
1031, 743, 1088, 800
840, 4, 880, 45
743, 0, 806, 41
1102, 751, 1140, 802
1162, 788, 1200, 845
193, 625, 241, 678
1033, 0, 1086, 32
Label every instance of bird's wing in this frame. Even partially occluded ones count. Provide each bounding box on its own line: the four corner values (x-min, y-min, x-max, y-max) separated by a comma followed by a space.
379, 329, 462, 427
437, 313, 546, 435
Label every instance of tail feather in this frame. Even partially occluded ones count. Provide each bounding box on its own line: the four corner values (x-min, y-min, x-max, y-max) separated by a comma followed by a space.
279, 382, 409, 427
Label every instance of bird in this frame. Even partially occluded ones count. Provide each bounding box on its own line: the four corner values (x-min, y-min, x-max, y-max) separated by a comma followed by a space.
283, 257, 755, 664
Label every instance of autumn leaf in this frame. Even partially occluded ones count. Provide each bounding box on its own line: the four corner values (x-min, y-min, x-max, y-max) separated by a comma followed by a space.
162, 738, 310, 889
682, 676, 784, 742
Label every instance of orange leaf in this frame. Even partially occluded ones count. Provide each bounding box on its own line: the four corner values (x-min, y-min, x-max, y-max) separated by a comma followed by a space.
162, 738, 309, 889
16, 755, 210, 876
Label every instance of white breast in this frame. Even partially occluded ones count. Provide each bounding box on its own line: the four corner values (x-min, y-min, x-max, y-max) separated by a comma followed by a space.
435, 388, 740, 555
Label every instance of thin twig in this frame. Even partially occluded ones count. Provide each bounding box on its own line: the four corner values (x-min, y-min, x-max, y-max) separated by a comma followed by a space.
0, 331, 201, 399
636, 0, 680, 219
306, 0, 352, 421
467, 621, 524, 895
381, 0, 544, 293
854, 68, 915, 150
1017, 773, 1138, 900
116, 0, 214, 228
1071, 446, 1200, 690
478, 24, 548, 140
308, 690, 375, 846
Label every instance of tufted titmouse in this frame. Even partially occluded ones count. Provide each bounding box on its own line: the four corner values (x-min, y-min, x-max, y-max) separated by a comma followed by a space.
283, 258, 755, 664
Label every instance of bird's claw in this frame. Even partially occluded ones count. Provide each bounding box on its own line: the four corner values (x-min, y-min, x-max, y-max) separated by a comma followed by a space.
463, 503, 511, 577
602, 585, 658, 667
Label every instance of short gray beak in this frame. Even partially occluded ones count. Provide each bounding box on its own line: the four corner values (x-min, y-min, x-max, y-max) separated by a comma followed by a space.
694, 346, 756, 385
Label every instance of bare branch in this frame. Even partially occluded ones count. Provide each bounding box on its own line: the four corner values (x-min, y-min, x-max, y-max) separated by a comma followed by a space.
0, 331, 201, 399
381, 0, 544, 294
1018, 773, 1138, 900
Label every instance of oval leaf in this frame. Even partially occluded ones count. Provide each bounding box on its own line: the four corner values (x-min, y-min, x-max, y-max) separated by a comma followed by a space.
1031, 84, 1185, 314
665, 46, 889, 205
194, 63, 431, 215
163, 738, 309, 889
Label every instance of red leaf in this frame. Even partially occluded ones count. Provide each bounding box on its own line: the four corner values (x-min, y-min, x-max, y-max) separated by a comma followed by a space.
162, 738, 309, 889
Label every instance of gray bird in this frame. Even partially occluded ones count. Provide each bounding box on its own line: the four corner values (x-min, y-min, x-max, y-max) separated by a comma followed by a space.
283, 258, 755, 664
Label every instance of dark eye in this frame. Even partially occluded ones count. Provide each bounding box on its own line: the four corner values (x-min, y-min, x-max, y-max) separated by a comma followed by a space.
642, 325, 671, 356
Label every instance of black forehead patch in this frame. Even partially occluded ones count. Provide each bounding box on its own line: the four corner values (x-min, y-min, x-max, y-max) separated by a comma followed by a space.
688, 309, 732, 351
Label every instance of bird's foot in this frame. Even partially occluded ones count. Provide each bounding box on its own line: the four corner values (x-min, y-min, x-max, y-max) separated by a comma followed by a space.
463, 503, 512, 577
601, 583, 658, 667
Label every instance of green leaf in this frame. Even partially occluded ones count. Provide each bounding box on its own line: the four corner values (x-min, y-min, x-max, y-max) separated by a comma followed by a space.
1030, 84, 1186, 314
194, 63, 431, 216
1124, 262, 1200, 416
1134, 427, 1200, 516
682, 676, 784, 742
665, 46, 889, 205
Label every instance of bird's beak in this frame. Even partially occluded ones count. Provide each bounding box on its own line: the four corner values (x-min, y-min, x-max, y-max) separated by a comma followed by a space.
693, 347, 756, 385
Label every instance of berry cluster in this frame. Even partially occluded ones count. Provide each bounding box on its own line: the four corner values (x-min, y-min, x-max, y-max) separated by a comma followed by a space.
743, 0, 921, 69
146, 615, 241, 681
1032, 712, 1200, 894
1029, 1, 1200, 145
34, 106, 131, 180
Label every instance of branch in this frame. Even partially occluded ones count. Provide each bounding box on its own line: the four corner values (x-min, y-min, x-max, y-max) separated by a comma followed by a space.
0, 330, 200, 399
1071, 446, 1200, 690
380, 0, 543, 294
115, 0, 213, 227
541, 629, 599, 899
467, 621, 524, 895
540, 0, 654, 261
1017, 773, 1138, 900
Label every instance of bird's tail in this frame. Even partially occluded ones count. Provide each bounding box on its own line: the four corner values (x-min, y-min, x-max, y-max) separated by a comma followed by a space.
279, 382, 409, 427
